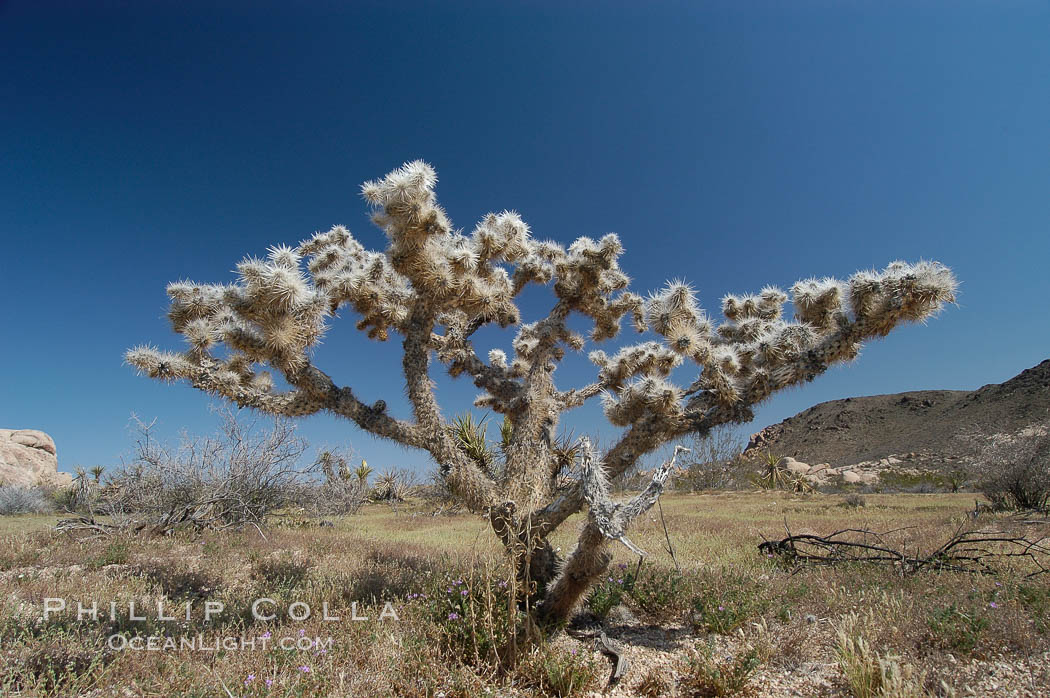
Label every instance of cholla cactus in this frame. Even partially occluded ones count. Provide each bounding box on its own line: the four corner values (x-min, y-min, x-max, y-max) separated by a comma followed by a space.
128, 160, 956, 629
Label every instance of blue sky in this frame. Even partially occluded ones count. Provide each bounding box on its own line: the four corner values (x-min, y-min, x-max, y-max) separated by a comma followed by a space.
2, 1, 1048, 475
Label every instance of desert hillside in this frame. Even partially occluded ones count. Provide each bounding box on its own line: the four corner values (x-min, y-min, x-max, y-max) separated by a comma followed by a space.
744, 359, 1050, 470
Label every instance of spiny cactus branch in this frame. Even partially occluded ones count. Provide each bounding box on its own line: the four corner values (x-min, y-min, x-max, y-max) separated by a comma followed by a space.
128, 160, 957, 631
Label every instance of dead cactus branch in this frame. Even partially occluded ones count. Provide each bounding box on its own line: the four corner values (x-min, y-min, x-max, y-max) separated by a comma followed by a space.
579, 441, 689, 557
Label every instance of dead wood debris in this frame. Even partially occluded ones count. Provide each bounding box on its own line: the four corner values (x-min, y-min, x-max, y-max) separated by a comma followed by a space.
759, 523, 1050, 577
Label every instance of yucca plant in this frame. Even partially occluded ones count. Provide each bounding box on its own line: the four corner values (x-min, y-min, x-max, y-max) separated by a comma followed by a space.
353, 460, 373, 486
759, 453, 813, 493
450, 413, 498, 479
63, 466, 98, 514
371, 468, 414, 502
315, 450, 340, 479
499, 414, 513, 455
759, 452, 788, 490
128, 159, 956, 637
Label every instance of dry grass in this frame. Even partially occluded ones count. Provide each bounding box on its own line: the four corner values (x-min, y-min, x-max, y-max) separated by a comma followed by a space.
0, 492, 1047, 696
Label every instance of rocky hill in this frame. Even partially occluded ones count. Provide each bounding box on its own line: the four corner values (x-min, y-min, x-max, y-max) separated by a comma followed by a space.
744, 359, 1050, 472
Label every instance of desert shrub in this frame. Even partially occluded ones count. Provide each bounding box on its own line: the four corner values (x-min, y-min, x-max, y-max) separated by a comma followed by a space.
946, 468, 968, 493
976, 422, 1050, 511
138, 561, 220, 600
301, 450, 368, 517
49, 485, 83, 514
679, 641, 760, 697
586, 562, 635, 619
517, 642, 602, 697
925, 602, 988, 653
635, 666, 673, 697
675, 425, 749, 491
251, 553, 313, 592
765, 620, 810, 670
97, 411, 330, 533
1015, 583, 1050, 634
690, 568, 770, 635
407, 566, 522, 669
876, 469, 957, 494
84, 539, 131, 569
2, 632, 110, 694
347, 547, 441, 603
626, 565, 691, 620
841, 493, 866, 508
0, 486, 53, 515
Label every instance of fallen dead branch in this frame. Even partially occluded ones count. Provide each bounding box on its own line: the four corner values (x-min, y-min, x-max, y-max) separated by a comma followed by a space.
54, 492, 271, 539
565, 628, 628, 685
759, 524, 1050, 578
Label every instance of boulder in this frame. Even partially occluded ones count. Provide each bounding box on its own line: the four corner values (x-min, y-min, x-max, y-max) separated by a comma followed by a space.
803, 473, 827, 486
0, 429, 71, 487
804, 463, 840, 485
841, 469, 879, 485
778, 457, 811, 475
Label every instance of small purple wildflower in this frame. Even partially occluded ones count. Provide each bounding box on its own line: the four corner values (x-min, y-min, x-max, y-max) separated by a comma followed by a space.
265, 678, 274, 687
448, 612, 460, 620
245, 674, 255, 685
461, 590, 469, 596
298, 629, 306, 637
989, 602, 999, 609
261, 631, 271, 639
299, 665, 311, 673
